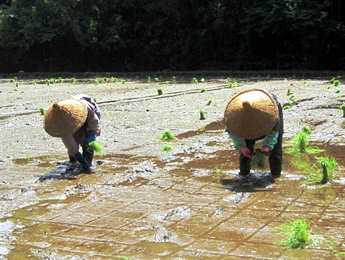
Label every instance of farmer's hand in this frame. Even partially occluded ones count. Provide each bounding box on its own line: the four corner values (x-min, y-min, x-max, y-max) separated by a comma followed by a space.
261, 146, 270, 153
240, 146, 252, 158
84, 130, 96, 145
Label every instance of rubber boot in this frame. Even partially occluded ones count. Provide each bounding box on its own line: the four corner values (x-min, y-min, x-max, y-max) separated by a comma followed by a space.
82, 145, 94, 165
74, 152, 90, 173
69, 156, 76, 163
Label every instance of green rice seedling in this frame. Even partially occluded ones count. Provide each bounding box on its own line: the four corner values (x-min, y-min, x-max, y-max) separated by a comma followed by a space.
154, 77, 159, 82
215, 165, 224, 182
286, 127, 324, 154
157, 88, 163, 95
32, 82, 37, 86
283, 105, 291, 110
250, 149, 266, 170
157, 130, 175, 141
275, 218, 310, 249
58, 77, 63, 83
335, 89, 341, 93
160, 145, 173, 152
201, 78, 205, 83
121, 79, 126, 84
227, 77, 238, 88
9, 78, 14, 83
86, 141, 103, 153
45, 79, 50, 86
289, 95, 295, 103
147, 76, 151, 83
165, 81, 170, 85
293, 131, 308, 153
287, 88, 292, 96
13, 76, 18, 81
318, 156, 338, 184
27, 154, 31, 164
207, 99, 213, 106
15, 82, 19, 87
70, 78, 77, 83
103, 77, 107, 82
199, 109, 206, 120
171, 76, 176, 84
327, 85, 332, 89
200, 88, 207, 93
192, 78, 198, 84
50, 78, 56, 84
112, 77, 117, 82
340, 104, 345, 117
333, 250, 345, 256
301, 125, 311, 135
303, 80, 307, 85
94, 78, 100, 85
38, 107, 45, 115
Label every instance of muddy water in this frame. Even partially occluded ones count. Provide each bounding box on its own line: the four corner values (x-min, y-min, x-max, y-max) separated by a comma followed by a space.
2, 124, 345, 259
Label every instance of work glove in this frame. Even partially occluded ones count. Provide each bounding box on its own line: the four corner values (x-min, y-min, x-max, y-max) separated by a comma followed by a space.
84, 130, 96, 145
74, 152, 91, 173
240, 146, 252, 158
261, 146, 270, 154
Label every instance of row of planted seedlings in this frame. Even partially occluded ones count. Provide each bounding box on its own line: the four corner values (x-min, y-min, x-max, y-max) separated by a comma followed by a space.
155, 77, 239, 152
278, 78, 342, 251
273, 124, 343, 254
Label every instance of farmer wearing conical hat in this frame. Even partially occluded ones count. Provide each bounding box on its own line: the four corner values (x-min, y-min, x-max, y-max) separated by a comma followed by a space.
224, 88, 283, 177
43, 94, 101, 173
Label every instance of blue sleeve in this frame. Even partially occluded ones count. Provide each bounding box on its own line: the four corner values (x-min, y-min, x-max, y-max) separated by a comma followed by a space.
228, 133, 246, 150
262, 131, 279, 149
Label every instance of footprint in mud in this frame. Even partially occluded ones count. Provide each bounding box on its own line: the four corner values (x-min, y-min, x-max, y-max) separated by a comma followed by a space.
220, 172, 275, 192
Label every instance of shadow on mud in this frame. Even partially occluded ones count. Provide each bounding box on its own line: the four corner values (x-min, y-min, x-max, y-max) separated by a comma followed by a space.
220, 172, 275, 192
35, 162, 87, 182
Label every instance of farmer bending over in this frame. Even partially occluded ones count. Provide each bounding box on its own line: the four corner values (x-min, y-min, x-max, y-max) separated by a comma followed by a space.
224, 88, 283, 178
43, 94, 101, 173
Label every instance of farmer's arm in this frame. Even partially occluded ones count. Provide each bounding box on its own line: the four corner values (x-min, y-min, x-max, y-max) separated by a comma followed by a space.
261, 130, 279, 150
228, 132, 246, 150
86, 108, 101, 135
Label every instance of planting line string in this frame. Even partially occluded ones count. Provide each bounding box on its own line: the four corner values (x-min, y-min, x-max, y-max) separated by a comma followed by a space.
98, 84, 229, 107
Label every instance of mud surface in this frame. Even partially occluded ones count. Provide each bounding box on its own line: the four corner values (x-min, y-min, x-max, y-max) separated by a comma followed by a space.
0, 75, 345, 259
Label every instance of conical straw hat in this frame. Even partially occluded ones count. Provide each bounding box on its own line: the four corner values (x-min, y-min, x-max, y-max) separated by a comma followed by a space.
224, 88, 278, 139
43, 99, 88, 137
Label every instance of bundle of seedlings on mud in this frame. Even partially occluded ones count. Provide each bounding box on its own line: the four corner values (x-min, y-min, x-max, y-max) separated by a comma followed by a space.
275, 218, 311, 249
200, 88, 207, 93
250, 149, 267, 170
330, 77, 341, 86
157, 130, 175, 141
199, 109, 206, 120
160, 144, 173, 152
38, 107, 45, 115
191, 78, 198, 84
302, 156, 338, 185
157, 88, 163, 95
340, 104, 345, 117
207, 99, 213, 106
285, 126, 324, 154
86, 141, 103, 153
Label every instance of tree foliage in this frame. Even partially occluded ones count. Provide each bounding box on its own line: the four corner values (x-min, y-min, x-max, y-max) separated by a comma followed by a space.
0, 0, 344, 72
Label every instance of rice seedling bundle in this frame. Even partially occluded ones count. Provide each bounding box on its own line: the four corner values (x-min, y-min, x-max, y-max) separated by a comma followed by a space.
87, 141, 103, 153
250, 149, 266, 170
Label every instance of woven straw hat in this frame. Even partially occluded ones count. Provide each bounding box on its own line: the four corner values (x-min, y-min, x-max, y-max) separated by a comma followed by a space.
43, 99, 88, 137
224, 88, 278, 139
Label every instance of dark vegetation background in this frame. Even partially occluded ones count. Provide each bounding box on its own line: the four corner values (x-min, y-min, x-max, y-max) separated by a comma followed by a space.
0, 0, 344, 73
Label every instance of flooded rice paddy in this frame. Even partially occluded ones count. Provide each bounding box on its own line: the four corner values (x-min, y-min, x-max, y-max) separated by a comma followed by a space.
0, 76, 345, 259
